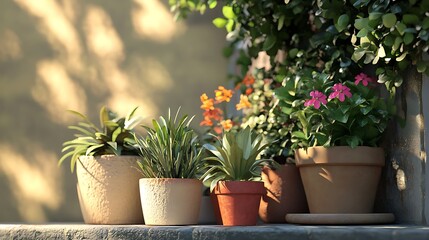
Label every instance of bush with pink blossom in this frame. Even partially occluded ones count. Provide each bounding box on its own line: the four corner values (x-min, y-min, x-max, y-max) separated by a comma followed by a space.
275, 70, 397, 149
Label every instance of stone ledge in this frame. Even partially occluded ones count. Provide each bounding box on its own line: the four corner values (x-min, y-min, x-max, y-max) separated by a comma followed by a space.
1, 224, 429, 240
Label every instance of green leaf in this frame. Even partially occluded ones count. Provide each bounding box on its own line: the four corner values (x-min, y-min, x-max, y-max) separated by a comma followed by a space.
208, 0, 217, 9
396, 52, 408, 62
377, 45, 386, 58
354, 18, 369, 30
403, 33, 414, 45
263, 35, 277, 51
213, 18, 228, 28
222, 6, 235, 19
382, 13, 397, 28
314, 132, 329, 146
226, 19, 234, 32
356, 28, 368, 38
402, 14, 419, 25
417, 61, 427, 73
278, 15, 285, 31
292, 131, 306, 139
396, 22, 406, 36
368, 12, 383, 21
352, 48, 366, 62
331, 110, 349, 123
336, 14, 349, 32
422, 17, 429, 30
346, 136, 361, 148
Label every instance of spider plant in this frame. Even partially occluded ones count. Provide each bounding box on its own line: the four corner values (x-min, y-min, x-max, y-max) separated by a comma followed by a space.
59, 106, 142, 172
135, 109, 205, 179
201, 127, 276, 191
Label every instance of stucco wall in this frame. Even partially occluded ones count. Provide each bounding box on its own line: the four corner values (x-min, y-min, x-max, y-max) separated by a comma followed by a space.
0, 0, 227, 222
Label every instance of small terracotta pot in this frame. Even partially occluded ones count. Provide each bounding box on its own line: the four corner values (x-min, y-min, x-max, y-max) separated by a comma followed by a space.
214, 181, 265, 226
259, 164, 308, 223
295, 146, 385, 213
76, 155, 143, 224
139, 178, 202, 225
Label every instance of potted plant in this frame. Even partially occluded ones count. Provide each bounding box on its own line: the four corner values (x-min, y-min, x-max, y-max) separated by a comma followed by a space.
199, 80, 308, 223
275, 70, 396, 217
237, 72, 309, 223
202, 127, 275, 226
135, 109, 205, 225
59, 106, 143, 224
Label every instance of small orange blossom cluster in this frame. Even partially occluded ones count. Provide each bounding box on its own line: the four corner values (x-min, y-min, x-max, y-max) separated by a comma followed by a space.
200, 79, 253, 132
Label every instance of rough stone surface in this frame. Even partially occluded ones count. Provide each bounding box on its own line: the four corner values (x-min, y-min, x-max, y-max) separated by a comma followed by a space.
1, 224, 429, 240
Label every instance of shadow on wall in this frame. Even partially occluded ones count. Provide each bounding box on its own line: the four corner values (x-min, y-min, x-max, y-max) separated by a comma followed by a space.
0, 0, 227, 222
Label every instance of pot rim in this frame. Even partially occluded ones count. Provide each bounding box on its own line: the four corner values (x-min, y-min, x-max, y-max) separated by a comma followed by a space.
214, 180, 265, 195
139, 178, 202, 184
295, 146, 385, 167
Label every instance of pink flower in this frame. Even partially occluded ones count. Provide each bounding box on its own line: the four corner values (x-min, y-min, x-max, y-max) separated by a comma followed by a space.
329, 83, 352, 102
304, 90, 327, 109
354, 73, 373, 86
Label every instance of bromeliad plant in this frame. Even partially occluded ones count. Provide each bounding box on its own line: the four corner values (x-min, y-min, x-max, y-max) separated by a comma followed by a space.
59, 106, 142, 172
135, 109, 205, 178
275, 70, 396, 150
201, 127, 277, 191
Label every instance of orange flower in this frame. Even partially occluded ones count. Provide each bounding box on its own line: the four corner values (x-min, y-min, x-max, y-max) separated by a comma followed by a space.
220, 119, 233, 131
245, 88, 253, 95
215, 86, 233, 103
213, 126, 223, 135
236, 95, 252, 110
200, 93, 214, 110
203, 108, 223, 121
243, 74, 255, 86
200, 116, 213, 126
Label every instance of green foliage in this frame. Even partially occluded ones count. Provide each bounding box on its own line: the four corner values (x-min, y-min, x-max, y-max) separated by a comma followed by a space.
201, 127, 276, 191
169, 0, 428, 156
59, 106, 142, 173
135, 109, 205, 179
240, 69, 294, 162
275, 70, 396, 149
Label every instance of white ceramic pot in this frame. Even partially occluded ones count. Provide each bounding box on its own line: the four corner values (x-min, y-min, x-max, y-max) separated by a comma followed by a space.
76, 155, 143, 224
139, 178, 202, 225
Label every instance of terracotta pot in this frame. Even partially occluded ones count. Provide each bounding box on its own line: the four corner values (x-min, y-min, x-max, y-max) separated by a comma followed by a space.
139, 178, 202, 225
214, 181, 265, 226
259, 164, 308, 223
295, 146, 385, 213
76, 155, 143, 224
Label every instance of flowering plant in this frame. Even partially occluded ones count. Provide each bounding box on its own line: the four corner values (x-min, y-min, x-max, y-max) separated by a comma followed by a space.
275, 70, 396, 149
199, 85, 252, 134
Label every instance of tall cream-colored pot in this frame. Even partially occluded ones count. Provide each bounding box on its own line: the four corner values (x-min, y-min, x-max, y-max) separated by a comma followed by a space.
139, 178, 202, 225
76, 155, 143, 224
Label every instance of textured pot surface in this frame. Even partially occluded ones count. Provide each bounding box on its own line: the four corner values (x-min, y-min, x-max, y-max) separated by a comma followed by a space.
139, 178, 202, 225
214, 181, 265, 226
295, 146, 384, 213
259, 165, 308, 223
76, 155, 143, 224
